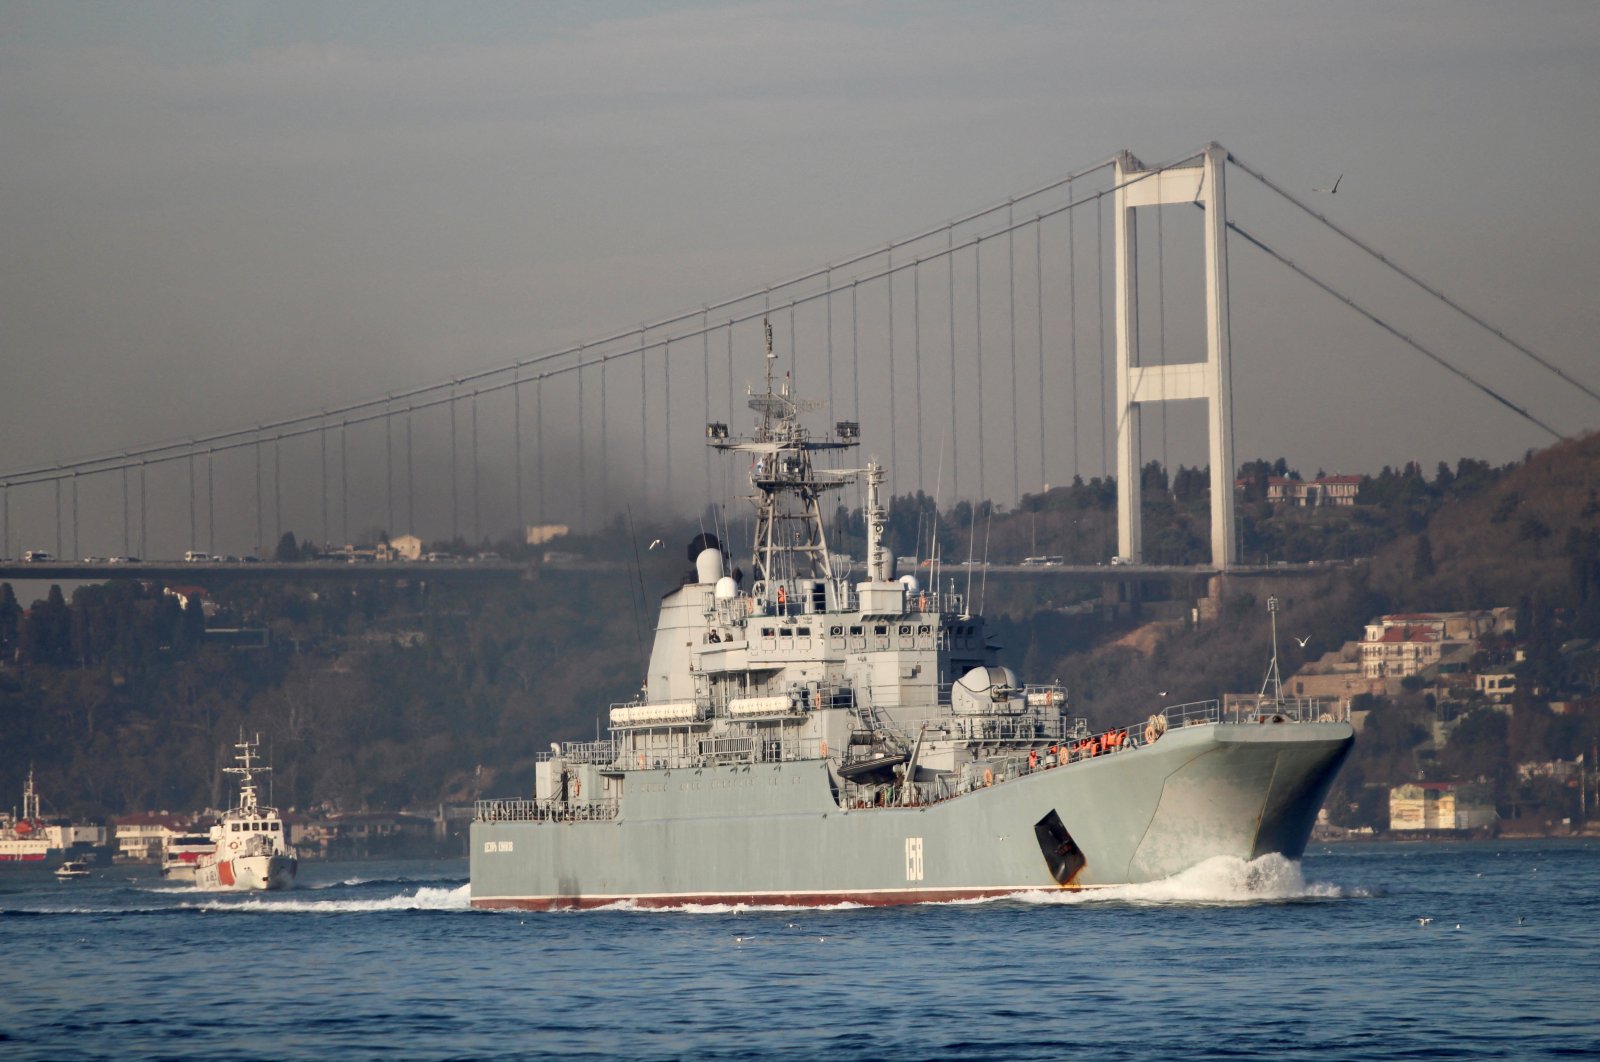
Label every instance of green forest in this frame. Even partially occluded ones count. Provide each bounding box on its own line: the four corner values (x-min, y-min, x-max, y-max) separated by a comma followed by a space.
4, 432, 1599, 830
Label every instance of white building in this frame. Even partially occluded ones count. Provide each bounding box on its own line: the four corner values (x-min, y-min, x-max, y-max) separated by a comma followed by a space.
384, 534, 424, 561
113, 813, 194, 860
1389, 783, 1497, 831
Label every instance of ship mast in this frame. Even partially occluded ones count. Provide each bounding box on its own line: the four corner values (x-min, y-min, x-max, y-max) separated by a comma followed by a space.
22, 769, 40, 823
707, 319, 858, 609
1258, 595, 1286, 710
224, 732, 272, 815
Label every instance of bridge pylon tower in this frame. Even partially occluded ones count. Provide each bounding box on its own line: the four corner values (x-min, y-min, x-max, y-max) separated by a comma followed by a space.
1113, 142, 1237, 570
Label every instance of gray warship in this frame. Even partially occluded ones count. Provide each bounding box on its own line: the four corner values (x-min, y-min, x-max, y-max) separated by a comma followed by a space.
471, 334, 1354, 909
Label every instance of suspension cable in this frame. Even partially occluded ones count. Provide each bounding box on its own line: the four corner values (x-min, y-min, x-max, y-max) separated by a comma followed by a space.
1229, 152, 1600, 407
1227, 220, 1564, 441
3, 153, 1194, 487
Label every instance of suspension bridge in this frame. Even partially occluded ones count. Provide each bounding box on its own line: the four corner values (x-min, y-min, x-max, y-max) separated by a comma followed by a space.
0, 142, 1591, 574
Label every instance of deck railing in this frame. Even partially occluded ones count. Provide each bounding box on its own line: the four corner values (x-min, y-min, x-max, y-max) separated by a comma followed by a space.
474, 798, 619, 823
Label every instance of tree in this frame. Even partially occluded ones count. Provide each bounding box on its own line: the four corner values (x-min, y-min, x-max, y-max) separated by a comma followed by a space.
1414, 534, 1436, 580
0, 583, 20, 659
22, 585, 72, 666
275, 531, 301, 562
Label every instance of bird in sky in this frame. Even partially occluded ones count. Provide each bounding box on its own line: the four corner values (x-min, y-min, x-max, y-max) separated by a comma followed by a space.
648, 539, 663, 550
1295, 636, 1310, 647
1314, 173, 1342, 194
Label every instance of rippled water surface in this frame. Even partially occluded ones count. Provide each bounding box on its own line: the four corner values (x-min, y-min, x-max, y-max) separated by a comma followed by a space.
3, 841, 1597, 1060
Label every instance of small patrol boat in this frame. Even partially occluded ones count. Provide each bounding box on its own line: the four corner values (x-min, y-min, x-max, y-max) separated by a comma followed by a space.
193, 734, 298, 892
470, 325, 1355, 909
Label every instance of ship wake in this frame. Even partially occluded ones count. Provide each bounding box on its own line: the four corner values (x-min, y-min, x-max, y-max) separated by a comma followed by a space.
181, 882, 471, 913
990, 854, 1358, 906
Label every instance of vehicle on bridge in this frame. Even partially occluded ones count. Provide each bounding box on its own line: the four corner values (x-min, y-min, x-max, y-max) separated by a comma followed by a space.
23, 550, 52, 563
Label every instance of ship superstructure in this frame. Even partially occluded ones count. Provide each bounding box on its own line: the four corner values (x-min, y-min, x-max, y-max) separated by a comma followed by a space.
193, 734, 297, 891
471, 331, 1354, 909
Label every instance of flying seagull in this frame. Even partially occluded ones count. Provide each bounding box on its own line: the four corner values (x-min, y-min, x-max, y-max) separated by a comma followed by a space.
1295, 636, 1310, 648
1314, 173, 1342, 194
648, 539, 663, 550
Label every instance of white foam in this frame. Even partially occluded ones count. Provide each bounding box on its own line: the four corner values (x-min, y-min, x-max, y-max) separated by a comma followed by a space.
982, 854, 1356, 907
184, 882, 471, 914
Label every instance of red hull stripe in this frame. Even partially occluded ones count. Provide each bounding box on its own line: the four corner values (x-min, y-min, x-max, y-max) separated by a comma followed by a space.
472, 886, 1061, 910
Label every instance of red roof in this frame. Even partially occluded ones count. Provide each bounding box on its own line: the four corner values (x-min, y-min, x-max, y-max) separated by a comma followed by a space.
1316, 474, 1363, 485
1386, 613, 1441, 622
1376, 627, 1436, 644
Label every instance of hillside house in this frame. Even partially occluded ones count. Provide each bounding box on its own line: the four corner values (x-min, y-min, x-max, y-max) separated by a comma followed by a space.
1389, 782, 1497, 832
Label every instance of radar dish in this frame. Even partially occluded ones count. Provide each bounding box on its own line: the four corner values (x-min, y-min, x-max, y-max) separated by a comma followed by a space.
748, 395, 791, 417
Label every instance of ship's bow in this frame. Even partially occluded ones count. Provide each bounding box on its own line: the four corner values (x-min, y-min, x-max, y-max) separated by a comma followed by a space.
1123, 721, 1354, 882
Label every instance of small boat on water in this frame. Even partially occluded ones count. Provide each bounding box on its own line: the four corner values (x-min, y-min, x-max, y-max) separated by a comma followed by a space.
54, 859, 90, 880
192, 734, 298, 892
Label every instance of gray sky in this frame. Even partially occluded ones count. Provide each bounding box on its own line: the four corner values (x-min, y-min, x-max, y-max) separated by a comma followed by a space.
3, 1, 1598, 554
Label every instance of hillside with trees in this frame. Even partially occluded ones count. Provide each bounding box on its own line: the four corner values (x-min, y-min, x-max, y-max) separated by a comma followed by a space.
2, 434, 1596, 827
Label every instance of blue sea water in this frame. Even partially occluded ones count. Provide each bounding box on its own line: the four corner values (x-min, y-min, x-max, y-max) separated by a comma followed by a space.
2, 841, 1597, 1061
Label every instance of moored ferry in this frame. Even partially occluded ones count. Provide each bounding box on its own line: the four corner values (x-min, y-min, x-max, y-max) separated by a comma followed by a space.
1, 771, 104, 864
161, 833, 217, 880
0, 772, 52, 863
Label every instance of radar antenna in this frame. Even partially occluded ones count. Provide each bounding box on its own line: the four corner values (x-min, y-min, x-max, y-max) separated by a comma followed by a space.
706, 318, 857, 607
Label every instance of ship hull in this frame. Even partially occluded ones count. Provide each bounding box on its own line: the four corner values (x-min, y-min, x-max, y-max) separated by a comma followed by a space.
0, 842, 52, 862
470, 721, 1354, 909
193, 853, 298, 891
